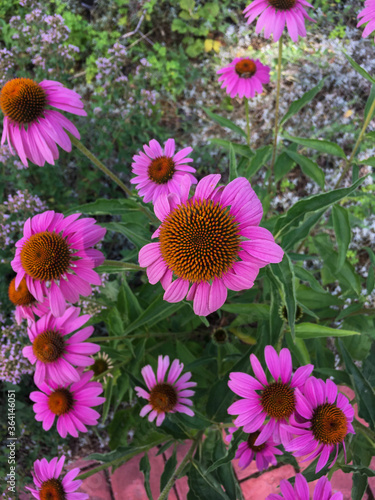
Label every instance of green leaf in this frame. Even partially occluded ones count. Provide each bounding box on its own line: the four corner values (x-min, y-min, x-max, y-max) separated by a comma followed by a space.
210, 139, 253, 159
101, 377, 113, 423
274, 176, 367, 238
338, 464, 375, 477
188, 464, 231, 500
212, 438, 237, 499
206, 429, 243, 474
366, 266, 374, 294
270, 254, 297, 339
293, 266, 326, 293
274, 151, 296, 183
295, 323, 360, 339
332, 205, 351, 272
96, 261, 142, 274
339, 339, 375, 429
180, 0, 195, 10
65, 198, 142, 216
365, 84, 375, 120
123, 296, 184, 336
283, 131, 346, 158
103, 221, 150, 248
280, 78, 326, 125
221, 303, 270, 319
204, 107, 247, 138
358, 156, 375, 167
118, 279, 143, 324
246, 145, 272, 178
281, 209, 326, 251
343, 52, 375, 84
139, 453, 153, 500
160, 448, 177, 492
229, 144, 238, 182
286, 150, 325, 189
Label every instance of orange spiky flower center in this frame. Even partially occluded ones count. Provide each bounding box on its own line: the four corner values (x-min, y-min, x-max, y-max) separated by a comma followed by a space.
261, 382, 296, 420
39, 478, 66, 500
20, 231, 71, 281
148, 156, 176, 184
149, 383, 178, 413
311, 403, 348, 445
159, 199, 240, 283
8, 276, 36, 306
235, 59, 257, 78
247, 431, 267, 452
48, 388, 74, 416
0, 78, 46, 124
33, 330, 66, 363
268, 0, 297, 9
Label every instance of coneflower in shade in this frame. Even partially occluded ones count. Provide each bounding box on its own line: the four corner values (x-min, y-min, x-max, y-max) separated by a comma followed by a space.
217, 58, 270, 99
135, 355, 196, 427
0, 78, 86, 167
130, 138, 197, 204
92, 351, 114, 384
23, 306, 100, 386
357, 0, 375, 41
25, 455, 88, 500
30, 369, 105, 438
226, 426, 282, 472
266, 473, 343, 500
228, 345, 314, 446
139, 175, 284, 316
8, 276, 49, 324
11, 210, 106, 317
284, 377, 355, 473
243, 0, 314, 43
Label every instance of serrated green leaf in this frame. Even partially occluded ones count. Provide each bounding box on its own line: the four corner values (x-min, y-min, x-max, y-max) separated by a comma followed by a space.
204, 107, 247, 138
283, 132, 346, 158
295, 323, 360, 339
332, 205, 351, 272
280, 78, 326, 125
286, 150, 325, 189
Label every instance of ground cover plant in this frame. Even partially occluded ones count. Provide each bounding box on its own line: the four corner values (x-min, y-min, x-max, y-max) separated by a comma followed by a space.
0, 0, 375, 499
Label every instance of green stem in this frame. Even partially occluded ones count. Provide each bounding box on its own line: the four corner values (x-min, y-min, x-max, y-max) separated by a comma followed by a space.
245, 98, 251, 148
334, 96, 375, 188
157, 432, 203, 500
269, 36, 283, 193
68, 133, 133, 197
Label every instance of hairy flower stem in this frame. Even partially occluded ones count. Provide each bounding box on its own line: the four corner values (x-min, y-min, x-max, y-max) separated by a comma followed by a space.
157, 432, 203, 500
245, 98, 251, 148
269, 37, 283, 193
334, 97, 375, 188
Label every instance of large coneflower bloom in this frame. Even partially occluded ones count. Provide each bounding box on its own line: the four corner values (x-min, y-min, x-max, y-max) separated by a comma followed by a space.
139, 175, 283, 316
217, 58, 270, 99
285, 377, 355, 473
11, 210, 106, 317
357, 0, 375, 40
130, 138, 197, 204
226, 426, 282, 472
135, 355, 196, 427
30, 369, 105, 438
228, 345, 314, 446
23, 306, 99, 386
243, 0, 314, 42
266, 473, 343, 500
8, 276, 49, 324
0, 78, 86, 167
26, 455, 88, 500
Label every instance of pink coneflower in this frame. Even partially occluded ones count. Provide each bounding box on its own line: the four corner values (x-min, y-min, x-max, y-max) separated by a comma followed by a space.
26, 455, 88, 500
0, 78, 86, 167
285, 377, 355, 472
23, 306, 100, 386
357, 0, 375, 40
217, 58, 270, 99
243, 0, 314, 42
30, 369, 105, 438
228, 345, 314, 446
139, 174, 283, 316
135, 355, 196, 427
11, 210, 106, 317
266, 473, 343, 500
8, 276, 50, 324
226, 426, 282, 471
130, 138, 197, 204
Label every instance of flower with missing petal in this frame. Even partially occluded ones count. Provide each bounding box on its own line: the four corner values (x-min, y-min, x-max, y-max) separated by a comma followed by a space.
130, 138, 197, 204
0, 78, 86, 167
8, 276, 50, 324
30, 369, 105, 438
266, 473, 343, 500
92, 351, 114, 384
135, 355, 196, 427
23, 306, 99, 386
139, 174, 283, 316
11, 210, 106, 317
217, 57, 270, 99
26, 455, 88, 500
243, 0, 314, 43
285, 377, 355, 472
228, 345, 314, 446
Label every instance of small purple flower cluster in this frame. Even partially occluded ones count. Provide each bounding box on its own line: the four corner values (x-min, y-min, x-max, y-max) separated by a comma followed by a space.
0, 319, 34, 384
0, 49, 14, 87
